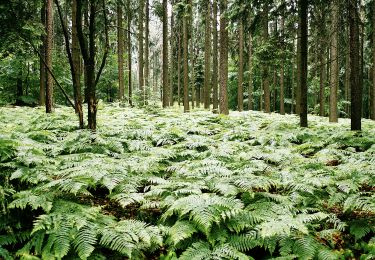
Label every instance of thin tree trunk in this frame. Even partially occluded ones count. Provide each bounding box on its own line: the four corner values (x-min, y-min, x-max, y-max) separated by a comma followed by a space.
183, 1, 190, 113
296, 26, 301, 115
40, 3, 46, 106
238, 19, 244, 112
72, 0, 83, 127
45, 0, 54, 113
204, 1, 212, 109
349, 0, 362, 130
177, 28, 181, 106
219, 0, 229, 115
319, 48, 326, 117
372, 0, 375, 120
138, 0, 144, 103
248, 33, 253, 111
299, 0, 308, 127
262, 1, 270, 113
162, 0, 169, 107
280, 13, 285, 115
169, 0, 175, 106
212, 0, 219, 113
117, 2, 125, 100
145, 0, 150, 104
127, 0, 132, 106
329, 0, 339, 122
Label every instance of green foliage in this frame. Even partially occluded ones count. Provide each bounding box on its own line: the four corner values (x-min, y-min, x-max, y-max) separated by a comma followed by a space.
0, 105, 374, 259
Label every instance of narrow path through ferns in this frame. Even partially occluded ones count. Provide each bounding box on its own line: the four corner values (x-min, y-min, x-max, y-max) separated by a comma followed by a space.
0, 105, 374, 259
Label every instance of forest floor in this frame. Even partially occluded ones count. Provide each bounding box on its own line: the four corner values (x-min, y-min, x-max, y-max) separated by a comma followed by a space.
0, 104, 374, 259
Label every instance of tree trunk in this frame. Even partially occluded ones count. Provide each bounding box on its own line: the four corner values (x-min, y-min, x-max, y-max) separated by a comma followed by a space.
72, 0, 83, 128
296, 27, 301, 115
145, 0, 150, 104
138, 0, 144, 103
319, 48, 326, 117
178, 28, 181, 106
183, 2, 190, 113
39, 3, 46, 106
372, 0, 375, 120
204, 1, 211, 109
262, 1, 270, 113
117, 2, 125, 100
169, 0, 175, 106
299, 0, 308, 127
45, 0, 54, 113
349, 0, 362, 130
238, 19, 244, 112
248, 33, 253, 111
162, 0, 169, 107
329, 0, 339, 122
280, 13, 285, 115
219, 0, 229, 115
212, 0, 219, 113
127, 0, 132, 106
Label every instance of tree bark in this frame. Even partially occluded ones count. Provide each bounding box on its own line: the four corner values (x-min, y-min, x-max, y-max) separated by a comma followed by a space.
204, 1, 212, 109
212, 0, 219, 112
349, 0, 362, 130
162, 0, 169, 107
138, 0, 144, 103
248, 32, 253, 111
127, 0, 132, 106
238, 19, 244, 112
280, 12, 285, 115
183, 1, 190, 113
219, 0, 229, 115
117, 2, 125, 100
372, 0, 375, 120
45, 0, 54, 113
329, 0, 339, 122
319, 48, 326, 117
145, 0, 150, 104
262, 1, 270, 113
299, 0, 308, 127
169, 0, 175, 106
39, 3, 46, 106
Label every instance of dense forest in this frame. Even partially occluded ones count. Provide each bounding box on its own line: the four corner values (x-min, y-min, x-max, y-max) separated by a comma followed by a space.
0, 0, 375, 259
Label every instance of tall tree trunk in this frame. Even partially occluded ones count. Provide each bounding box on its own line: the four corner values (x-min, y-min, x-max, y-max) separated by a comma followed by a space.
183, 1, 190, 113
162, 0, 169, 107
117, 2, 125, 100
178, 28, 182, 106
127, 0, 132, 106
169, 0, 175, 106
262, 1, 270, 113
329, 0, 339, 122
219, 0, 229, 115
299, 0, 308, 127
248, 33, 253, 111
319, 48, 326, 117
45, 0, 54, 113
138, 0, 144, 103
145, 0, 150, 104
212, 0, 219, 112
204, 1, 212, 109
39, 3, 46, 106
296, 27, 301, 115
372, 0, 375, 120
238, 19, 244, 112
280, 13, 285, 115
72, 0, 83, 128
349, 0, 362, 130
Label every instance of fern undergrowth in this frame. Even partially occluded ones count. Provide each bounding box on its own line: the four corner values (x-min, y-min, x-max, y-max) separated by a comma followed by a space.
0, 104, 374, 260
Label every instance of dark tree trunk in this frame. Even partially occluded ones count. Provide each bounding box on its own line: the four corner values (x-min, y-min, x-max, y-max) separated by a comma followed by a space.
329, 0, 339, 122
45, 0, 54, 113
145, 0, 149, 104
212, 0, 219, 113
138, 0, 144, 102
299, 0, 308, 127
280, 13, 285, 115
39, 3, 46, 106
372, 0, 375, 120
204, 1, 211, 109
238, 19, 244, 112
127, 0, 132, 106
219, 0, 229, 115
349, 0, 362, 130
